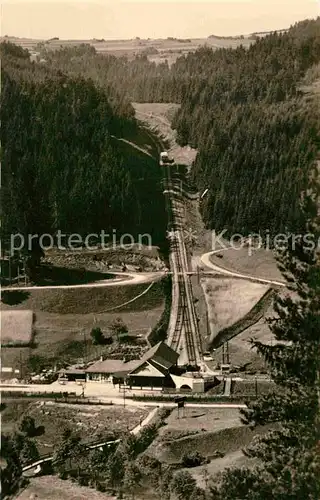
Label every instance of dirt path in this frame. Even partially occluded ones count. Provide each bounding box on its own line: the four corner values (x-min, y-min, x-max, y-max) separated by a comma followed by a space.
111, 134, 154, 158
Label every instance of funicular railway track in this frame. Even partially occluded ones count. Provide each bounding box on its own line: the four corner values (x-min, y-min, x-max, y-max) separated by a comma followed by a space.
162, 161, 202, 366
136, 120, 202, 366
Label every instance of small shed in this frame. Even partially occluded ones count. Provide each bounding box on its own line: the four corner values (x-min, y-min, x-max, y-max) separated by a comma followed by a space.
58, 368, 86, 382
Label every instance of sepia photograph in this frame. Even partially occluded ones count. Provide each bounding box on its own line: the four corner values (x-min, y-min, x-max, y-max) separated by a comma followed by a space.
1, 0, 319, 498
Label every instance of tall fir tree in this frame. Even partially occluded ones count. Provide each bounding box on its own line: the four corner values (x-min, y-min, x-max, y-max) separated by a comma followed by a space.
210, 167, 320, 499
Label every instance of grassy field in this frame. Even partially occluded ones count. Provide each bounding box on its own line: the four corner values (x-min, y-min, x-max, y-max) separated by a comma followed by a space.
160, 407, 243, 438
1, 310, 34, 346
2, 399, 149, 455
205, 302, 276, 371
154, 424, 275, 464
210, 246, 283, 282
185, 450, 258, 488
147, 406, 275, 476
201, 277, 270, 344
231, 379, 276, 396
1, 279, 164, 313
1, 282, 165, 377
16, 476, 116, 500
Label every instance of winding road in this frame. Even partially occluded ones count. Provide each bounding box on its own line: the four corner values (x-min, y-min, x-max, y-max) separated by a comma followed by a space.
3, 271, 165, 291
200, 249, 286, 287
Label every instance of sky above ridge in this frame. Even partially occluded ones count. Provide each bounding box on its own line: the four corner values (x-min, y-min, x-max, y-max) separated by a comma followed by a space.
1, 0, 319, 40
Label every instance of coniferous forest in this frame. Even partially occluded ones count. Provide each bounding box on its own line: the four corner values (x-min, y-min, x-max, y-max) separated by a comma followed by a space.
1, 41, 167, 252
39, 17, 320, 238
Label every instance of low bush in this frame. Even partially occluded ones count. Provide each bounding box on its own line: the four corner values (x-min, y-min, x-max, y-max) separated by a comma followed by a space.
182, 451, 209, 468
58, 471, 69, 480
137, 454, 161, 471
211, 450, 225, 459
77, 475, 89, 486
96, 482, 106, 492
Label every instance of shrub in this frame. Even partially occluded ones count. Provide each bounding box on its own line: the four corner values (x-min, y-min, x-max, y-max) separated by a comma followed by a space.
137, 454, 161, 471
181, 451, 208, 468
170, 470, 197, 500
135, 424, 157, 454
211, 450, 225, 459
1, 290, 30, 305
109, 318, 128, 339
96, 482, 106, 492
157, 407, 172, 424
118, 334, 132, 343
59, 471, 69, 480
90, 327, 105, 345
19, 416, 36, 437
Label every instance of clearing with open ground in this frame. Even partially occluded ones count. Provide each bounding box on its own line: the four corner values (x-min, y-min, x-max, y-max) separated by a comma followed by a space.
133, 102, 198, 167
201, 277, 270, 343
209, 246, 283, 282
206, 302, 276, 371
1, 310, 34, 346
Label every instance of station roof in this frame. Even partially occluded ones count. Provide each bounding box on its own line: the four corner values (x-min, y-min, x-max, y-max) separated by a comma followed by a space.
85, 342, 178, 377
86, 359, 137, 375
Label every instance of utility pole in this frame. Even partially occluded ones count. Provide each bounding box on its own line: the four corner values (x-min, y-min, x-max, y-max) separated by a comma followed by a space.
19, 351, 23, 381
23, 257, 27, 286
8, 255, 11, 285
83, 331, 87, 366
123, 378, 126, 407
226, 341, 230, 364
206, 309, 210, 337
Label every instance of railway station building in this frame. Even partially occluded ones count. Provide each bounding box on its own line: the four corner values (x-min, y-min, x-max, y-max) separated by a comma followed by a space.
60, 342, 179, 390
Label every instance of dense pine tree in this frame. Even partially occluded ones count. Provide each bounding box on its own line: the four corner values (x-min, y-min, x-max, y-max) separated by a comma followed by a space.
209, 170, 320, 499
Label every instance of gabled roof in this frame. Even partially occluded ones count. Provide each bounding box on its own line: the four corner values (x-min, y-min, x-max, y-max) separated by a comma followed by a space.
84, 342, 178, 378
86, 359, 137, 374
129, 360, 166, 378
127, 342, 178, 375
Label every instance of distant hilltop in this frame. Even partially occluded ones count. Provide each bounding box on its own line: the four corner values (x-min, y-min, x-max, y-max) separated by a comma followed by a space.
207, 34, 246, 40
250, 28, 289, 36
208, 28, 289, 40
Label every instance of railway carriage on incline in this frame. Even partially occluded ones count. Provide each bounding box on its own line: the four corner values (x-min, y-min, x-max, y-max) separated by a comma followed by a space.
160, 151, 175, 166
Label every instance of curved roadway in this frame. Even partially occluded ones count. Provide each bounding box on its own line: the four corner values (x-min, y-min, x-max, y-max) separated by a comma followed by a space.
3, 271, 165, 291
200, 249, 286, 287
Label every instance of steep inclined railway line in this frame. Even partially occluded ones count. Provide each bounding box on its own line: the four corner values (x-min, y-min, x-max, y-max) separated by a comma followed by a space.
134, 110, 202, 366
163, 164, 202, 366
